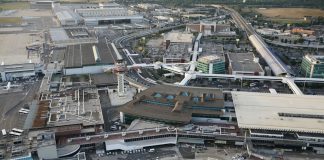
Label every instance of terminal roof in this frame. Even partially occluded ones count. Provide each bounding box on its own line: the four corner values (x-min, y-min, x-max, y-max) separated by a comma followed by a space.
232, 92, 324, 133
64, 43, 115, 68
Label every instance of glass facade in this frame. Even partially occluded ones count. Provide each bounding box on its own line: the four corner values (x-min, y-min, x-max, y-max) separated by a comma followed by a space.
197, 60, 225, 74
301, 56, 324, 78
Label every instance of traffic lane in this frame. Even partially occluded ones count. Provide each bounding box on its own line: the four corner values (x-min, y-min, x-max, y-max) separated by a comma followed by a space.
98, 90, 112, 132
120, 149, 177, 160
0, 81, 41, 130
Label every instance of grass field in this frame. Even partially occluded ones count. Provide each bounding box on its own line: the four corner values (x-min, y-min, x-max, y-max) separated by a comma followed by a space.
0, 17, 22, 24
0, 2, 30, 10
256, 8, 324, 23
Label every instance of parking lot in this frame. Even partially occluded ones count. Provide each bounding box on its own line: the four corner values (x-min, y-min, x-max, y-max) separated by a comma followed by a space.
188, 78, 293, 94
89, 146, 179, 160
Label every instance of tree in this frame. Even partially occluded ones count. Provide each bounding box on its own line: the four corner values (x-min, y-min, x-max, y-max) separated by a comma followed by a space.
298, 38, 305, 44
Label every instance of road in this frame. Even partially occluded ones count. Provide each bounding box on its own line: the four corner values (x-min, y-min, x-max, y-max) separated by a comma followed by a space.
225, 6, 291, 76
98, 90, 120, 132
109, 24, 185, 87
0, 81, 41, 131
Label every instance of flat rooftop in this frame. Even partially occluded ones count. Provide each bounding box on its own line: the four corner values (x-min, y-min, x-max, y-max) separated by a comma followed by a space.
119, 85, 224, 124
47, 88, 104, 127
0, 63, 35, 73
49, 28, 69, 42
304, 54, 324, 64
49, 27, 98, 46
232, 92, 324, 133
164, 32, 194, 43
227, 52, 264, 73
91, 73, 117, 86
64, 43, 115, 68
198, 55, 223, 64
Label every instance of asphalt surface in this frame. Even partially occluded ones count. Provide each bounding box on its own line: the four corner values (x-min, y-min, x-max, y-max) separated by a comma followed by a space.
98, 90, 120, 132
0, 81, 41, 131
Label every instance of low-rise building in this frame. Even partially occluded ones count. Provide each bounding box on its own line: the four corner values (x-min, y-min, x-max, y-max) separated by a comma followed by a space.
0, 63, 36, 82
76, 7, 144, 26
301, 55, 324, 78
63, 43, 115, 75
137, 3, 161, 10
197, 55, 225, 74
186, 21, 231, 36
52, 4, 83, 26
227, 52, 264, 76
292, 28, 315, 36
49, 27, 98, 47
164, 31, 194, 46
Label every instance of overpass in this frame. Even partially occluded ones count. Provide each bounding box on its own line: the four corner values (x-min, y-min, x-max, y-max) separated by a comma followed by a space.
55, 125, 324, 153
58, 127, 242, 151
189, 33, 203, 72
179, 72, 324, 95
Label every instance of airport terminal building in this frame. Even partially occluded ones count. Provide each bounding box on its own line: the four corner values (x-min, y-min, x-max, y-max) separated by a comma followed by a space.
119, 85, 227, 124
232, 92, 324, 153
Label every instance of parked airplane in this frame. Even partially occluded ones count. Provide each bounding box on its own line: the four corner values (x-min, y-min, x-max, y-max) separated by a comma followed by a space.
3, 82, 20, 90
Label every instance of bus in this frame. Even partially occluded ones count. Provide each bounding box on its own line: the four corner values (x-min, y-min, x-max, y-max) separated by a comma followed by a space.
1, 129, 6, 136
9, 131, 21, 136
12, 128, 24, 133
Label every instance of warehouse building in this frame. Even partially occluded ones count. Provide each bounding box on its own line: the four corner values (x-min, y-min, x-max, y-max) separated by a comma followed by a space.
52, 4, 83, 26
301, 55, 324, 78
197, 55, 225, 74
75, 7, 143, 26
119, 85, 225, 124
227, 52, 264, 76
63, 43, 115, 75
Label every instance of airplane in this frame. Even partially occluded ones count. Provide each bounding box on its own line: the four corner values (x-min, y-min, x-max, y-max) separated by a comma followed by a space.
3, 82, 21, 90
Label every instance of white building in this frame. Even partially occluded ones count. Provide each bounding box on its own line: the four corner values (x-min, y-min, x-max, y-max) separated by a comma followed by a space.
52, 4, 82, 26
233, 91, 324, 133
0, 63, 36, 82
76, 8, 128, 17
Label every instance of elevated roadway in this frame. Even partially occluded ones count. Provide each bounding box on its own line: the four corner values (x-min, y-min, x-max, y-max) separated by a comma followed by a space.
56, 126, 324, 153
179, 72, 324, 95
226, 6, 292, 76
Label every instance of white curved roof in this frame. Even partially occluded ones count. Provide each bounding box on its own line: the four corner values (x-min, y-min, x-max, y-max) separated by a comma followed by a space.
249, 34, 289, 76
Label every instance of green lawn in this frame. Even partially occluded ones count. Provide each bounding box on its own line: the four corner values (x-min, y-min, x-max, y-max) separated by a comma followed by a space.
0, 17, 22, 24
0, 2, 30, 10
